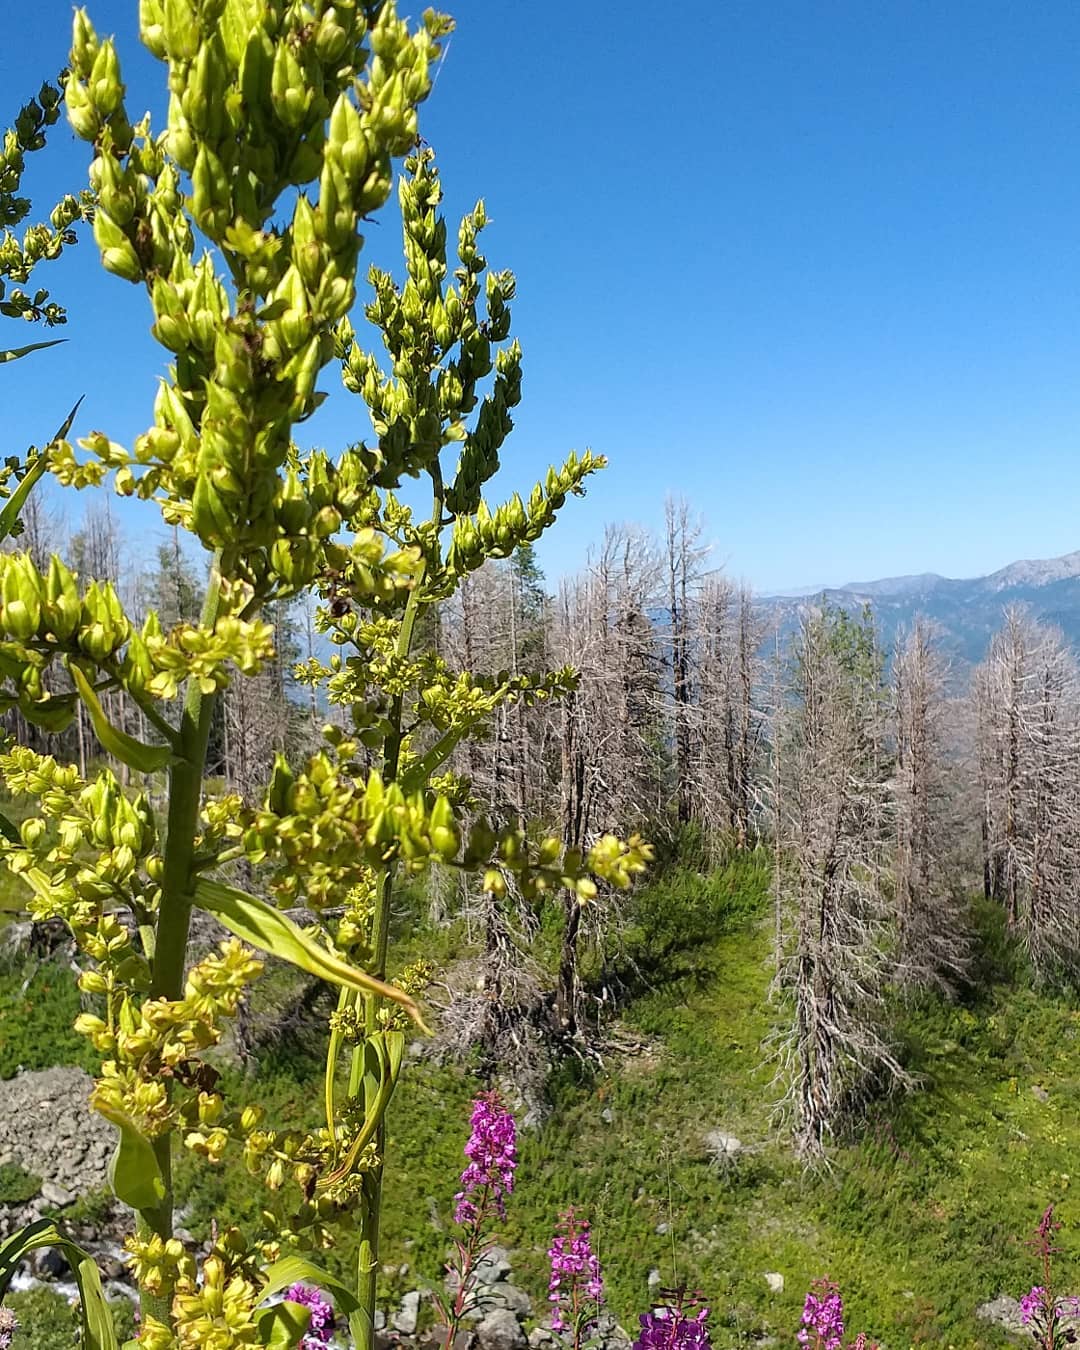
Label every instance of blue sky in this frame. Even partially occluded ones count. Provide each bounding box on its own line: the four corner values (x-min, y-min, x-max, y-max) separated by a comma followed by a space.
8, 1, 1080, 592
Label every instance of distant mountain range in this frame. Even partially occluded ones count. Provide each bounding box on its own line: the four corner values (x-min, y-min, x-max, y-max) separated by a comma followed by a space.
758, 550, 1080, 669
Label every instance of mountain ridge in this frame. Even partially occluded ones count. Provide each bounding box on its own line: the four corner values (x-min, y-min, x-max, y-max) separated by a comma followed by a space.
758, 546, 1080, 667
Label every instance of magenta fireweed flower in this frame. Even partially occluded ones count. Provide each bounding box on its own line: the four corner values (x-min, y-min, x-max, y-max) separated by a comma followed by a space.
1022, 1287, 1050, 1326
453, 1091, 517, 1225
0, 1307, 17, 1350
284, 1282, 334, 1350
548, 1208, 604, 1337
632, 1292, 710, 1350
798, 1279, 844, 1350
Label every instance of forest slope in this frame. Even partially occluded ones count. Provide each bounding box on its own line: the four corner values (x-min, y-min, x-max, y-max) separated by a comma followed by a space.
4, 858, 1080, 1348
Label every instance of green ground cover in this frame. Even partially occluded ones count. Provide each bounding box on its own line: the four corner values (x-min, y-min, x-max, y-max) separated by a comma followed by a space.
3, 860, 1078, 1347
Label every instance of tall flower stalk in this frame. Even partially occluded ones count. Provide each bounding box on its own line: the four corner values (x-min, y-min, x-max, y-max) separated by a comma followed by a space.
434, 1094, 518, 1350
0, 5, 651, 1348
548, 1209, 604, 1350
1019, 1206, 1080, 1350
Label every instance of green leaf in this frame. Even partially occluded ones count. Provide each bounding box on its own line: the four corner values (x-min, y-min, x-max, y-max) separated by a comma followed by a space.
0, 1219, 119, 1350
0, 338, 65, 363
255, 1300, 312, 1349
0, 397, 83, 542
194, 878, 428, 1030
259, 1255, 361, 1316
319, 1029, 403, 1192
94, 1100, 166, 1211
68, 662, 173, 774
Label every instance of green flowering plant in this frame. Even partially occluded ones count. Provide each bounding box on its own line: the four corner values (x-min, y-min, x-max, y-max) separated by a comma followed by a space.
0, 75, 94, 364
0, 4, 650, 1349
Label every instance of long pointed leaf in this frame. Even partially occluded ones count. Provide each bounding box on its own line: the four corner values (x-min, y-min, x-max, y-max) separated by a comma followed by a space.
0, 1219, 119, 1350
0, 810, 18, 844
0, 397, 83, 541
319, 1029, 404, 1192
193, 878, 428, 1030
68, 663, 173, 774
258, 1255, 361, 1315
0, 338, 65, 363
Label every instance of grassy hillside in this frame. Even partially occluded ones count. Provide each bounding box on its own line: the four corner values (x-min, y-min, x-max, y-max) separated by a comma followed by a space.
4, 859, 1080, 1347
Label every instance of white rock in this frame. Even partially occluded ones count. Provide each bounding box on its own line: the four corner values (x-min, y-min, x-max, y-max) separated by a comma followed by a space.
393, 1290, 421, 1335
764, 1272, 784, 1294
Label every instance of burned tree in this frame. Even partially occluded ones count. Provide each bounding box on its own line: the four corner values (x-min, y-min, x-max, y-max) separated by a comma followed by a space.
891, 617, 969, 993
771, 604, 906, 1159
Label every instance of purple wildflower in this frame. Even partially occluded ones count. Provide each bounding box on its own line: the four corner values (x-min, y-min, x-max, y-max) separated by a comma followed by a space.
284, 1282, 335, 1350
1022, 1287, 1050, 1327
0, 1307, 16, 1350
632, 1292, 710, 1350
548, 1208, 604, 1340
798, 1279, 844, 1350
453, 1091, 517, 1226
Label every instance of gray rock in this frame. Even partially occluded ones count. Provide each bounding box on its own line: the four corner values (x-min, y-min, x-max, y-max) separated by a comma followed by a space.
0, 1067, 113, 1202
1032, 1084, 1051, 1103
704, 1129, 743, 1162
975, 1295, 1025, 1335
655, 1222, 669, 1236
393, 1290, 422, 1335
98, 1254, 127, 1282
477, 1282, 531, 1318
0, 922, 33, 960
476, 1308, 526, 1350
647, 1269, 662, 1289
40, 1180, 74, 1209
593, 1313, 632, 1347
31, 1246, 70, 1281
600, 1108, 614, 1124
528, 1330, 557, 1350
763, 1272, 784, 1294
104, 1280, 138, 1304
472, 1245, 512, 1286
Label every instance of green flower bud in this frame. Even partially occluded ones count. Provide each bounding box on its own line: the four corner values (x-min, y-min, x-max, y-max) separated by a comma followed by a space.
64, 76, 101, 142
162, 0, 200, 61
93, 209, 142, 283
271, 41, 309, 130
139, 0, 167, 58
89, 40, 124, 118
70, 8, 101, 77
45, 557, 82, 641
2, 558, 42, 641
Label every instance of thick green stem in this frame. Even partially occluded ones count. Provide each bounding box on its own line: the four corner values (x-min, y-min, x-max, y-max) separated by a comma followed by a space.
136, 561, 222, 1331
353, 468, 443, 1350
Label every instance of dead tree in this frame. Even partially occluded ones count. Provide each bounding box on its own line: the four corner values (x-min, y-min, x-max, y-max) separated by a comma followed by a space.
976, 608, 1080, 979
771, 604, 907, 1160
891, 617, 968, 993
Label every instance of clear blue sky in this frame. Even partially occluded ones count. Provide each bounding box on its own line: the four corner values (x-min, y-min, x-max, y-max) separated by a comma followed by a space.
8, 1, 1080, 593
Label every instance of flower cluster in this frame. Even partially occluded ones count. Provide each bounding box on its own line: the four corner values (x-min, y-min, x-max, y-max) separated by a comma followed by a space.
799, 1278, 844, 1350
632, 1292, 711, 1350
548, 1208, 604, 1338
453, 1091, 517, 1225
285, 1283, 335, 1350
0, 1307, 17, 1350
